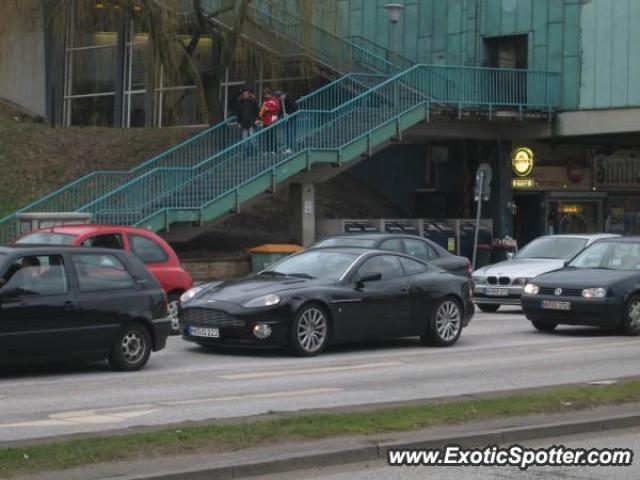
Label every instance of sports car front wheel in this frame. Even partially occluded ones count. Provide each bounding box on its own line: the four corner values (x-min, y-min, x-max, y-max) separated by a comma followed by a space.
422, 298, 463, 347
287, 304, 330, 356
621, 295, 640, 336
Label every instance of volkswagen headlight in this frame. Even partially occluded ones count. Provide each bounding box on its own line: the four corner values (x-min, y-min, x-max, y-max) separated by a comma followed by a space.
242, 294, 281, 308
180, 286, 204, 303
523, 283, 539, 295
582, 287, 607, 299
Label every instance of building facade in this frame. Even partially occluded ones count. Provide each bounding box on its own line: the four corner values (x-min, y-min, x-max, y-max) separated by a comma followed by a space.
1, 0, 640, 246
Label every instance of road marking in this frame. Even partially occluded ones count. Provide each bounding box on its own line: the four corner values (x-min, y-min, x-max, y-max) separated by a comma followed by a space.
543, 340, 640, 353
0, 388, 342, 429
219, 361, 404, 380
162, 387, 342, 406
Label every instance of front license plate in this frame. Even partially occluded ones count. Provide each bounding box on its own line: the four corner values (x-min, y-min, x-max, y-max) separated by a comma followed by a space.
189, 326, 220, 338
542, 301, 571, 311
485, 287, 509, 297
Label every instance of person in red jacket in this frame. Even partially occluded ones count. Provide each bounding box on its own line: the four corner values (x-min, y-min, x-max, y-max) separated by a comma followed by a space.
259, 88, 281, 152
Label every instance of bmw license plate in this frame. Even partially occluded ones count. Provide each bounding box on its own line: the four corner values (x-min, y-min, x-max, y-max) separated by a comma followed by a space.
542, 301, 571, 311
189, 326, 220, 338
485, 287, 509, 297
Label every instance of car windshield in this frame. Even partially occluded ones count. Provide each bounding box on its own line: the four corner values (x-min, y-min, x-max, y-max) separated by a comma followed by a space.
570, 241, 640, 270
17, 233, 77, 245
264, 251, 357, 280
515, 237, 588, 260
313, 238, 377, 248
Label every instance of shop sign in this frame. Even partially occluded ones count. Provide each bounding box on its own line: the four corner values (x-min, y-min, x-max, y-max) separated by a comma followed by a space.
512, 178, 534, 189
594, 150, 640, 189
511, 147, 535, 177
518, 166, 591, 191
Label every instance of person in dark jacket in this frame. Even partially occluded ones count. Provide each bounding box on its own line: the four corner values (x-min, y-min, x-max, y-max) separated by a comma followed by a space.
277, 91, 299, 153
236, 89, 259, 141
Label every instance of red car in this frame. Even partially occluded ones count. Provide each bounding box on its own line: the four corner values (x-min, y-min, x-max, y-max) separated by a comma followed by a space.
16, 225, 193, 333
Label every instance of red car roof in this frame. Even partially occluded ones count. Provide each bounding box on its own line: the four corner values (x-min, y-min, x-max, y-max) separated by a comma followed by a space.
35, 224, 153, 237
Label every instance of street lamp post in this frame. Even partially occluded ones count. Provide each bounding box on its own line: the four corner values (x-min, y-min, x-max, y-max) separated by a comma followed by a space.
384, 3, 404, 67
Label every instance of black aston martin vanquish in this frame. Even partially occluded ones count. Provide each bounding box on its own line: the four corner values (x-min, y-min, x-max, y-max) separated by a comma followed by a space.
522, 237, 640, 335
179, 248, 474, 356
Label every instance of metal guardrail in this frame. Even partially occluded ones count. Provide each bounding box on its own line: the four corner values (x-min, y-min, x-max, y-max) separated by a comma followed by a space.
76, 65, 561, 229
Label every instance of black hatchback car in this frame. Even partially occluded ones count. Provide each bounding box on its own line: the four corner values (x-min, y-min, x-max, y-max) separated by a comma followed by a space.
0, 245, 171, 371
311, 234, 471, 277
522, 237, 640, 335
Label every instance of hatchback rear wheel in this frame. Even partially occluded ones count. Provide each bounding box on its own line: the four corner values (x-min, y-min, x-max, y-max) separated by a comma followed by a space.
109, 323, 151, 371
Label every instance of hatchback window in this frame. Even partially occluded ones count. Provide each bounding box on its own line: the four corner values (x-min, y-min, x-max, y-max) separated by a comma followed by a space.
17, 233, 77, 245
379, 239, 404, 253
1, 255, 68, 296
72, 254, 135, 291
403, 239, 435, 261
356, 255, 404, 280
81, 234, 124, 250
130, 235, 168, 264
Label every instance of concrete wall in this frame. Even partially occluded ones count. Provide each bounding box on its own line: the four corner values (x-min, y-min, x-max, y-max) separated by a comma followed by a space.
579, 0, 640, 109
0, 0, 46, 117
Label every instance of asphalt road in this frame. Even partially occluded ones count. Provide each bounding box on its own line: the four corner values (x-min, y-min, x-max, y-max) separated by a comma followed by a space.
252, 427, 640, 480
1, 307, 640, 443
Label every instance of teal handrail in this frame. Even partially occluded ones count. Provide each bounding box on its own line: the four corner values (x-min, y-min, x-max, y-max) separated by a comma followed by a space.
78, 64, 561, 228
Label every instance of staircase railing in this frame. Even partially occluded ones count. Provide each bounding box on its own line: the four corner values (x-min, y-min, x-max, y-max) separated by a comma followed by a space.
344, 35, 414, 70
78, 65, 561, 228
0, 72, 388, 242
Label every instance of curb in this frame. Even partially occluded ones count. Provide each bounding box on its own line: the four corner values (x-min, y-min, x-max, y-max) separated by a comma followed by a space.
126, 412, 640, 480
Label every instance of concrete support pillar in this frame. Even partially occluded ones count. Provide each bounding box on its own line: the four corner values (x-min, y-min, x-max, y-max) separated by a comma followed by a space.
289, 183, 315, 247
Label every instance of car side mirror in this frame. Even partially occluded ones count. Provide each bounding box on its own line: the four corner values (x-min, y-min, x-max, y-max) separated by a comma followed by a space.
355, 272, 382, 289
506, 252, 514, 261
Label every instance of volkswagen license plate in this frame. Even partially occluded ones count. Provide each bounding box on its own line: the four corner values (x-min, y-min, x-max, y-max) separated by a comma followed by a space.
189, 326, 220, 338
542, 301, 571, 311
485, 287, 509, 297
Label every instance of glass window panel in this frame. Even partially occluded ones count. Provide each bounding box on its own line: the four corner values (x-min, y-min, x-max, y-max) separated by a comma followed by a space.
70, 47, 118, 95
160, 88, 204, 126
71, 2, 120, 48
70, 95, 115, 126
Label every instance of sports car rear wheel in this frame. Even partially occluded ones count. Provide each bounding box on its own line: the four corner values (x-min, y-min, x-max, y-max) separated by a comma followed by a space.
621, 295, 640, 336
422, 298, 462, 347
287, 304, 330, 356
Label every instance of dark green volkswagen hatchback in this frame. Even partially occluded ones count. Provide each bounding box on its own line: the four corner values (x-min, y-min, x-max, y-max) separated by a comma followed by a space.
0, 245, 171, 371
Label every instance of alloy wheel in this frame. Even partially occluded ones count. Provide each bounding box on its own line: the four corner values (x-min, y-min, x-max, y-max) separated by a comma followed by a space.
168, 300, 180, 332
435, 300, 462, 342
296, 307, 328, 353
628, 301, 640, 330
121, 331, 146, 364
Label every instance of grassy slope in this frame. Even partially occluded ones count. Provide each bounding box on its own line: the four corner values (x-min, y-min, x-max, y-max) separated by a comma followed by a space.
0, 104, 196, 218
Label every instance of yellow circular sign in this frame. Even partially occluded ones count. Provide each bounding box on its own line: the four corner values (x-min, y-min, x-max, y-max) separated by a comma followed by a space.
512, 147, 534, 177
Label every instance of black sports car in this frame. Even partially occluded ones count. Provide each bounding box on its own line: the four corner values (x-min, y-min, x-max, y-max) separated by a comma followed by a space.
311, 234, 471, 277
521, 237, 640, 335
179, 248, 474, 356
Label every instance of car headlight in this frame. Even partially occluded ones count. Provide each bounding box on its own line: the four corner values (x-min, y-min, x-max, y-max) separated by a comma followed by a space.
524, 283, 539, 295
514, 277, 530, 286
472, 275, 485, 284
180, 286, 204, 303
242, 294, 281, 308
582, 287, 607, 299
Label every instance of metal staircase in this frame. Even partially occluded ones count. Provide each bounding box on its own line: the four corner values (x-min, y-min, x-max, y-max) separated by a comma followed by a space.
0, 7, 562, 243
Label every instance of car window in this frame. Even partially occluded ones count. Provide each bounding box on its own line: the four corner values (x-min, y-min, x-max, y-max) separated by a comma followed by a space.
356, 255, 404, 280
571, 241, 640, 270
314, 238, 377, 248
267, 251, 356, 281
82, 234, 125, 250
379, 239, 404, 253
71, 253, 135, 291
17, 233, 77, 245
1, 255, 68, 296
399, 257, 428, 275
130, 235, 168, 264
403, 238, 435, 261
516, 237, 588, 260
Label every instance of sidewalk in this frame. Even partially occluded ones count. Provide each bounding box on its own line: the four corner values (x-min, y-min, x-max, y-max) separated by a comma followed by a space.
17, 401, 640, 480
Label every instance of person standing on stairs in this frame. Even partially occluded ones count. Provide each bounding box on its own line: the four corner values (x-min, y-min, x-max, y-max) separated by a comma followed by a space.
277, 91, 298, 154
236, 89, 259, 145
259, 87, 281, 154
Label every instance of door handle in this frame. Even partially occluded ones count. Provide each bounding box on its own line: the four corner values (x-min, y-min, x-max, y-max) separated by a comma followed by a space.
64, 301, 78, 311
